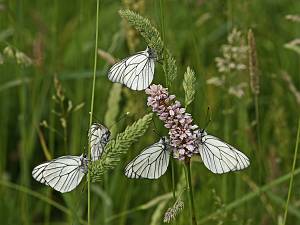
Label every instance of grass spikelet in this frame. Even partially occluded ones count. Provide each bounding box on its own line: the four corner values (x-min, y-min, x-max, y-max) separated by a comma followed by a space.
183, 66, 196, 107
164, 49, 177, 87
282, 72, 300, 105
248, 29, 260, 95
89, 113, 153, 182
284, 39, 300, 55
285, 14, 300, 23
163, 197, 184, 223
119, 9, 163, 55
0, 52, 3, 64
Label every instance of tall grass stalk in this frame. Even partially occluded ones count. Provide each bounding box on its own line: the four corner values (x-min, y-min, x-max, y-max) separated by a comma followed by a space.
248, 29, 263, 181
184, 160, 198, 225
88, 0, 100, 224
159, 0, 167, 87
171, 158, 176, 199
283, 116, 300, 224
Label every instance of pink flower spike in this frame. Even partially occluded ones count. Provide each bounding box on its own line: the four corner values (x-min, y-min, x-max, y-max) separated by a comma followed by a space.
145, 84, 199, 160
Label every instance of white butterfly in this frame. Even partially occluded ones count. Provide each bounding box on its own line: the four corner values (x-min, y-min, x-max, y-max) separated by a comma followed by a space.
125, 137, 170, 179
108, 47, 157, 91
32, 155, 88, 193
88, 123, 110, 161
196, 129, 250, 174
32, 123, 110, 193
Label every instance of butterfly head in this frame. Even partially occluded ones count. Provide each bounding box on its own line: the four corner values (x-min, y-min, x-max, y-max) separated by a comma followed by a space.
103, 129, 111, 143
80, 154, 89, 173
147, 47, 157, 60
160, 136, 169, 144
195, 129, 207, 143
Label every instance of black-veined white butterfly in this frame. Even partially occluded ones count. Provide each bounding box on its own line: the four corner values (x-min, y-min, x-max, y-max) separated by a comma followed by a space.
108, 47, 157, 91
196, 129, 250, 174
32, 155, 88, 193
88, 123, 110, 161
125, 137, 170, 179
32, 123, 110, 193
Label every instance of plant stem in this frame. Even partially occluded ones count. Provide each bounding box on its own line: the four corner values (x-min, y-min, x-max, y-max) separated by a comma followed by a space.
171, 157, 176, 200
254, 94, 263, 181
184, 160, 198, 225
283, 116, 300, 224
159, 0, 168, 87
88, 0, 100, 224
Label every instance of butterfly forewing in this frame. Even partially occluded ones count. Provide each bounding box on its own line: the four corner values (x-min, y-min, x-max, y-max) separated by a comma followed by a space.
32, 155, 88, 193
89, 123, 110, 161
199, 133, 250, 174
125, 138, 170, 179
108, 48, 155, 91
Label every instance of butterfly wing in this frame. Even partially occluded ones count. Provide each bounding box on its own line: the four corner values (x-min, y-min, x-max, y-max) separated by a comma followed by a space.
89, 123, 110, 161
108, 49, 155, 91
199, 134, 250, 174
32, 155, 87, 193
32, 162, 50, 185
125, 139, 170, 179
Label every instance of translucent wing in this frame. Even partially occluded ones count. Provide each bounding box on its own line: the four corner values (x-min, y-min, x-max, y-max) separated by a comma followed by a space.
125, 138, 170, 179
89, 123, 110, 161
32, 155, 88, 193
108, 48, 155, 91
198, 134, 250, 174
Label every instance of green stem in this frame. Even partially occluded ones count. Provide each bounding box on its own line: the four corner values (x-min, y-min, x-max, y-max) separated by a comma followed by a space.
283, 116, 300, 224
88, 0, 100, 224
254, 94, 263, 181
184, 160, 198, 225
159, 0, 167, 87
171, 157, 176, 200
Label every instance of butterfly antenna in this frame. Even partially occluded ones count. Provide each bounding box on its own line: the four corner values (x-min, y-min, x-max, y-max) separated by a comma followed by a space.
89, 112, 101, 123
83, 146, 87, 157
108, 112, 130, 129
152, 129, 161, 138
151, 118, 162, 137
204, 106, 212, 130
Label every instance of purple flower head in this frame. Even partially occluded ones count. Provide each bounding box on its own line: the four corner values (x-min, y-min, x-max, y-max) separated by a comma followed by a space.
145, 84, 198, 160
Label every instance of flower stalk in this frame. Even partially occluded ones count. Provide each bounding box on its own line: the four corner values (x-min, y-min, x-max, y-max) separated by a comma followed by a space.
184, 159, 198, 225
88, 0, 100, 224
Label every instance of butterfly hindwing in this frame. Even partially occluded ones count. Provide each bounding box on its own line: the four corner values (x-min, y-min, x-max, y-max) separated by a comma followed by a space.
125, 138, 170, 179
108, 47, 155, 91
198, 133, 250, 174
